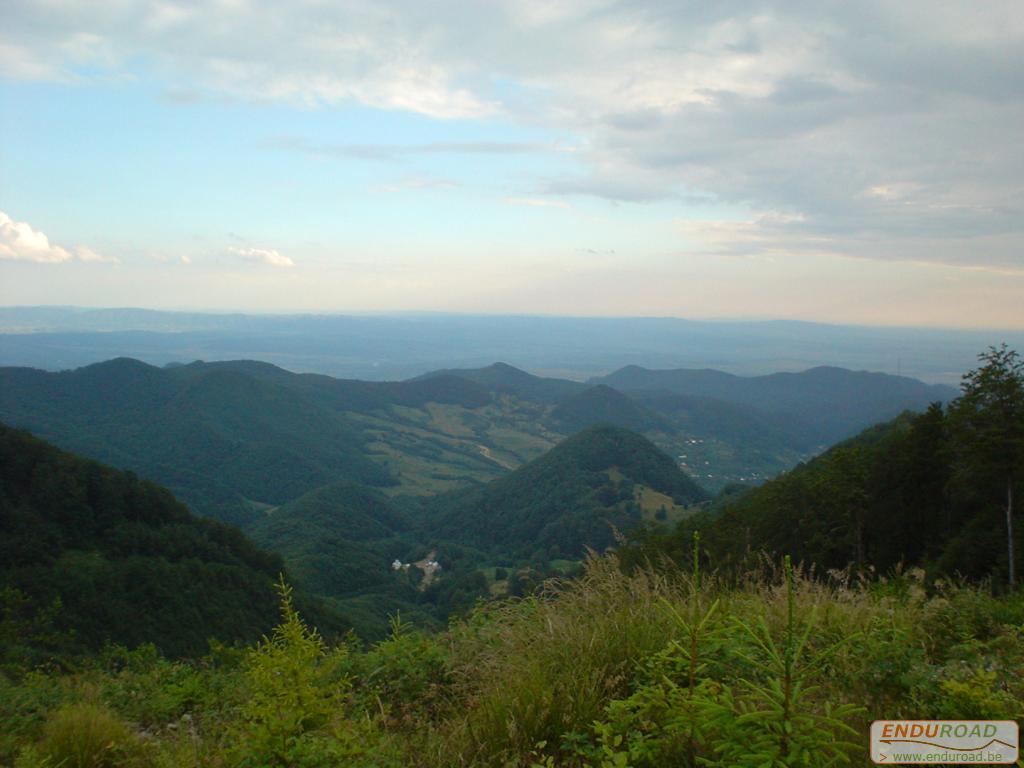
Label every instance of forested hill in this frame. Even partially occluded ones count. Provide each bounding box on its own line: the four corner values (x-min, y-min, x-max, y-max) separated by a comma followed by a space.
0, 358, 959, 520
590, 364, 957, 444
0, 358, 394, 525
414, 361, 585, 403
247, 481, 410, 599
626, 393, 1021, 585
412, 360, 959, 486
428, 425, 710, 558
549, 384, 668, 434
0, 423, 341, 659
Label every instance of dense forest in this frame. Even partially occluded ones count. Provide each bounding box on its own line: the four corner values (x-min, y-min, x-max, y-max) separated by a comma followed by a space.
623, 345, 1024, 590
426, 425, 709, 558
0, 357, 951, 521
0, 423, 344, 661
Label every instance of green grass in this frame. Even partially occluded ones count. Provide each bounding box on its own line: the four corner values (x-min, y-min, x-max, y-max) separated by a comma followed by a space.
3, 556, 1022, 768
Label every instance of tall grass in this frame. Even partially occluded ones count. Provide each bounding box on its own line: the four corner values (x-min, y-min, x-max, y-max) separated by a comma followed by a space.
421, 554, 1024, 767
4, 554, 1023, 768
35, 701, 141, 768
435, 555, 689, 766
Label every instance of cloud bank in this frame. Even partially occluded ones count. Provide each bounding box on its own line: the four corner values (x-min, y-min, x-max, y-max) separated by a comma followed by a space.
2, 0, 1022, 275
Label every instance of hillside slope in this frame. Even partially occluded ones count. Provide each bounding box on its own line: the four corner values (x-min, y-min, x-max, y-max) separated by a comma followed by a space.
246, 481, 410, 598
592, 365, 957, 445
429, 425, 709, 558
626, 401, 1022, 585
416, 362, 585, 403
549, 384, 668, 434
0, 423, 320, 657
0, 359, 395, 524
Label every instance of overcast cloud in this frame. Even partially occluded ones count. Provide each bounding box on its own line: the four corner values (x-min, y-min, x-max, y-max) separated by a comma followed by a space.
1, 1, 1022, 320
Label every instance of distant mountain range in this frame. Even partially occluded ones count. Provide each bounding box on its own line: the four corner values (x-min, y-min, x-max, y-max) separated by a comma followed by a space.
3, 306, 1016, 385
589, 364, 956, 446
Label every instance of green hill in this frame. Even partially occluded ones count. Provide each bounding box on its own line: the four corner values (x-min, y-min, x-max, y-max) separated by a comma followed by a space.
246, 482, 410, 598
418, 361, 955, 488
548, 384, 667, 434
429, 425, 710, 558
628, 399, 1022, 585
627, 390, 810, 450
0, 359, 393, 525
416, 362, 585, 403
178, 361, 493, 412
1, 357, 958, 512
592, 364, 957, 445
0, 423, 329, 659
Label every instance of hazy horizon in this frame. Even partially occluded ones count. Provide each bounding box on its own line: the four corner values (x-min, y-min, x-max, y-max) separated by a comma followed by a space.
2, 305, 1020, 386
3, 303, 1024, 333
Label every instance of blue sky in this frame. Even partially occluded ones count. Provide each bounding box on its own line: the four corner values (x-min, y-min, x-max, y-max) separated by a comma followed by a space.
1, 1, 1022, 328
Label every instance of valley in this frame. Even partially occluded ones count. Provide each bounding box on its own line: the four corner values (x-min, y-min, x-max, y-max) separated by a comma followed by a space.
4, 6, 1020, 761
0, 355, 957, 640
1, 346, 1020, 768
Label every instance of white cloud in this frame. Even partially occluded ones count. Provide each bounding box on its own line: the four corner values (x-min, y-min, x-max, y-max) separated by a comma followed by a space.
148, 251, 192, 265
228, 245, 294, 268
74, 245, 119, 264
375, 176, 458, 193
0, 211, 115, 264
0, 212, 72, 263
0, 1, 497, 119
506, 198, 571, 209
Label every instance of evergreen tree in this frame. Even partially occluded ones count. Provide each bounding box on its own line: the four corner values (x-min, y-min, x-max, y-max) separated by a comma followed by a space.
948, 345, 1024, 588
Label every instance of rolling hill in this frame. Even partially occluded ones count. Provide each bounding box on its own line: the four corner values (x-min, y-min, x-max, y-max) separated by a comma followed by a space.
415, 361, 585, 403
0, 354, 958, 536
246, 481, 410, 598
549, 384, 668, 435
0, 359, 399, 524
427, 425, 710, 558
0, 356, 959, 525
626, 395, 1022, 588
0, 354, 980, 645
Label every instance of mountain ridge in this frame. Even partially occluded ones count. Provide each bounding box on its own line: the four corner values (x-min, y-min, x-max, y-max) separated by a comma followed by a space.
426, 424, 710, 558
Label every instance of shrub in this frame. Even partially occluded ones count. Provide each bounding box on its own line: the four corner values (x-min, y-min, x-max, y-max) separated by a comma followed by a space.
34, 701, 142, 768
228, 578, 368, 767
349, 613, 452, 727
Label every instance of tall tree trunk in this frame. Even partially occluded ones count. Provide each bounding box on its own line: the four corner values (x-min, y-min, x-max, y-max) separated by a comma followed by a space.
1008, 476, 1016, 590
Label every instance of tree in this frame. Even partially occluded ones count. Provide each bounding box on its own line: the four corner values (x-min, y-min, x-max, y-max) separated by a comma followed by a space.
234, 577, 362, 766
813, 446, 871, 568
949, 345, 1024, 589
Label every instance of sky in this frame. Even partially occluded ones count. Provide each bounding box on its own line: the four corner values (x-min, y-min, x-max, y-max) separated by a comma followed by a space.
1, 1, 1022, 328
